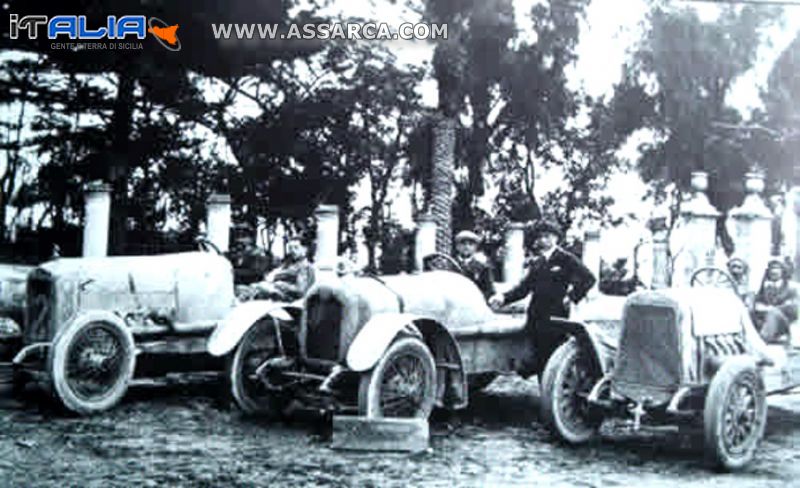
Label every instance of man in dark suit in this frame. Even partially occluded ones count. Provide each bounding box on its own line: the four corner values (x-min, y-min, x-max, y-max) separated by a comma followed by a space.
454, 230, 495, 299
489, 220, 596, 377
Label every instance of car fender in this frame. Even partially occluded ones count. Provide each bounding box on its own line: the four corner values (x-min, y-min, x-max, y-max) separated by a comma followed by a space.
346, 312, 468, 409
346, 313, 424, 372
550, 317, 616, 375
207, 300, 296, 357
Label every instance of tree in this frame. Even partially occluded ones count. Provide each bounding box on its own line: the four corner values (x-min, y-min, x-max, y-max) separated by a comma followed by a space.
752, 29, 800, 186
2, 0, 325, 252
342, 45, 424, 271
621, 5, 780, 212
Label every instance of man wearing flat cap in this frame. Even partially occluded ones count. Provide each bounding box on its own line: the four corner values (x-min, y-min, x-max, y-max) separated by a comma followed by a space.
489, 219, 596, 377
454, 230, 496, 299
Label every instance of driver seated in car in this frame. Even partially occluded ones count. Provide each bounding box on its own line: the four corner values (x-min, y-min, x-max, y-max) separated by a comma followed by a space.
454, 230, 495, 300
753, 257, 798, 344
238, 238, 315, 302
727, 256, 754, 309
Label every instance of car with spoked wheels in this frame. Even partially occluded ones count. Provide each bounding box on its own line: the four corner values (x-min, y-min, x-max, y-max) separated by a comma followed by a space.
207, 252, 625, 422
8, 241, 253, 415
540, 266, 798, 471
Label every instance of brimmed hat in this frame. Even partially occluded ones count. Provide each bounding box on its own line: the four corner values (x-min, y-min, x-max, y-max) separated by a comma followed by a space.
532, 219, 563, 239
455, 230, 481, 244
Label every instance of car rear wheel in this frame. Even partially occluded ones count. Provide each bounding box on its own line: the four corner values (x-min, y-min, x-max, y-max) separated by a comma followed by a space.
704, 358, 766, 471
49, 313, 136, 415
540, 339, 602, 444
229, 319, 286, 417
358, 336, 437, 419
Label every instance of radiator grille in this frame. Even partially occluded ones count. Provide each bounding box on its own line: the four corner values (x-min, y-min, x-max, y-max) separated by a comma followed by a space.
613, 304, 680, 401
25, 276, 53, 344
304, 295, 342, 361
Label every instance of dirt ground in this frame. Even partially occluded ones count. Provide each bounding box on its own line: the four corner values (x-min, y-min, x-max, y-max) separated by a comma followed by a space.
0, 375, 799, 488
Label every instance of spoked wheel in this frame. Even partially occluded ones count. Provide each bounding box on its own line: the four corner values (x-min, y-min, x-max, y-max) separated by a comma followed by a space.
358, 337, 437, 419
541, 339, 602, 444
49, 313, 135, 414
704, 358, 766, 471
229, 319, 287, 417
691, 267, 736, 291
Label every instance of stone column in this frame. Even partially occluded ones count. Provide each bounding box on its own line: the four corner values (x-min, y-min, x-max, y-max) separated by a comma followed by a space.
648, 216, 670, 289
314, 204, 339, 272
582, 227, 602, 298
206, 193, 231, 254
503, 222, 526, 284
414, 214, 437, 271
430, 117, 456, 254
729, 172, 773, 290
82, 181, 111, 257
787, 187, 800, 281
674, 171, 720, 287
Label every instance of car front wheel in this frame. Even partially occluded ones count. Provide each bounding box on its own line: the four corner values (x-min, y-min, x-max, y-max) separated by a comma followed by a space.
229, 319, 287, 417
358, 336, 436, 419
704, 358, 766, 471
49, 312, 136, 415
540, 339, 602, 444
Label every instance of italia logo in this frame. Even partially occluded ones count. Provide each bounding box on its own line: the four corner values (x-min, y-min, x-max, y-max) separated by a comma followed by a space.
9, 14, 181, 51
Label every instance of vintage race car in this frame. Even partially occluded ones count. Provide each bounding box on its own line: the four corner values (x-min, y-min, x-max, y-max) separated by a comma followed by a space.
540, 267, 799, 471
207, 254, 625, 420
11, 249, 238, 414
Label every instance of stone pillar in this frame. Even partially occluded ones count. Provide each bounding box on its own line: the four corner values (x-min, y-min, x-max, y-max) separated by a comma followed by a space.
674, 171, 720, 287
582, 227, 602, 298
82, 181, 111, 257
430, 117, 456, 254
206, 193, 231, 254
503, 222, 526, 284
414, 214, 437, 271
729, 172, 773, 290
314, 204, 339, 272
786, 187, 800, 281
648, 216, 670, 289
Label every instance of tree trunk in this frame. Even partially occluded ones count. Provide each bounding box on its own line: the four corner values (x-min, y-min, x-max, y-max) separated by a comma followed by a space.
430, 117, 456, 254
108, 70, 135, 255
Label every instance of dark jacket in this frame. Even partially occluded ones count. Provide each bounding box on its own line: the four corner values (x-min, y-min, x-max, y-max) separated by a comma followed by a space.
755, 280, 798, 323
502, 246, 596, 320
457, 254, 495, 299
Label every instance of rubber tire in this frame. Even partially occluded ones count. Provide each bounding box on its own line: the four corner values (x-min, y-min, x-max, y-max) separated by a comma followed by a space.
49, 313, 136, 415
540, 339, 602, 444
703, 358, 767, 471
358, 336, 437, 419
229, 320, 286, 417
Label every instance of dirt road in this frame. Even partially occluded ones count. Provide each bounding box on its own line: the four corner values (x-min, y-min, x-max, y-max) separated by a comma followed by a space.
0, 375, 799, 487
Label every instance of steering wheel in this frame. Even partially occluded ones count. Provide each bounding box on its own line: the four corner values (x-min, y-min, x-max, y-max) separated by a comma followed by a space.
690, 267, 736, 290
422, 253, 464, 274
195, 236, 222, 255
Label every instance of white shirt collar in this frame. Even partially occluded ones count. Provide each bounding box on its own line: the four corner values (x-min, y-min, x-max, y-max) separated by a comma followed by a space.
540, 246, 557, 261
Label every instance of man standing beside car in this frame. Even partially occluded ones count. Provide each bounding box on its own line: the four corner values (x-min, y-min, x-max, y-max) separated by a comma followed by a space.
454, 230, 496, 299
489, 220, 596, 378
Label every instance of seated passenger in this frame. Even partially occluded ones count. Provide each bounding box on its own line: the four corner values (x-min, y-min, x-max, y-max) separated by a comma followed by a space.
238, 238, 315, 302
727, 256, 754, 309
454, 230, 495, 299
753, 258, 798, 343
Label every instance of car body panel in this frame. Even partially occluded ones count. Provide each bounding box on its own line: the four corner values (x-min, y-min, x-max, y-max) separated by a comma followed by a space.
207, 299, 295, 357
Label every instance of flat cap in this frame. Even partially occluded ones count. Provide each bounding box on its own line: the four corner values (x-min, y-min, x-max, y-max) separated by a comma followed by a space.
455, 230, 481, 243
